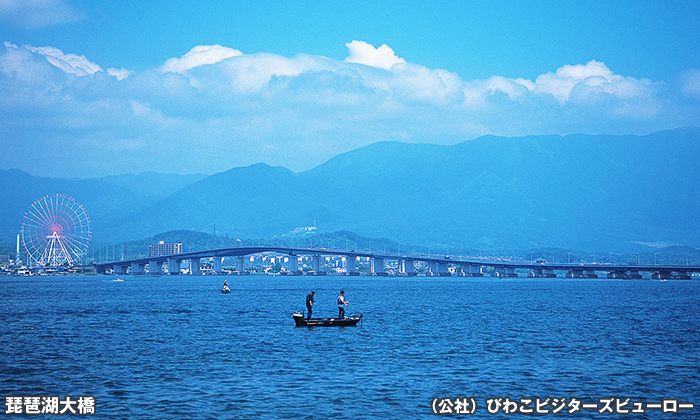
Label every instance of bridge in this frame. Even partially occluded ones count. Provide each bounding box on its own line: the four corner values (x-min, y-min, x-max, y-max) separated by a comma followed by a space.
94, 245, 700, 280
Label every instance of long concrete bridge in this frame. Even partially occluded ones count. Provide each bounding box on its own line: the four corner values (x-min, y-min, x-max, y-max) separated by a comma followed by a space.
94, 245, 700, 280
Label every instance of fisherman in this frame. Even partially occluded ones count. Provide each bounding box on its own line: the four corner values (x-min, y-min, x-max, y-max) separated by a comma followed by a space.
305, 290, 315, 319
337, 290, 349, 318
222, 279, 230, 293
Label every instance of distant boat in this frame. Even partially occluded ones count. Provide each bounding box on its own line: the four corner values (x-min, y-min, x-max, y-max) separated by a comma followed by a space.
293, 312, 362, 327
113, 277, 124, 282
222, 286, 231, 294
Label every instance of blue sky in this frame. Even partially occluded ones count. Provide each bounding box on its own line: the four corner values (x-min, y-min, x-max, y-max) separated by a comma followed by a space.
1, 0, 699, 177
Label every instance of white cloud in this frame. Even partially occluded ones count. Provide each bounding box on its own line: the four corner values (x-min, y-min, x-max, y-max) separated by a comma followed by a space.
161, 44, 243, 73
24, 44, 101, 76
0, 40, 698, 178
344, 40, 406, 70
107, 68, 132, 81
0, 0, 83, 28
531, 60, 656, 103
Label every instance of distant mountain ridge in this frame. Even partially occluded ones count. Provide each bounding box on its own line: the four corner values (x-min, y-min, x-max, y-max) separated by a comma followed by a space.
99, 172, 208, 198
2, 127, 699, 252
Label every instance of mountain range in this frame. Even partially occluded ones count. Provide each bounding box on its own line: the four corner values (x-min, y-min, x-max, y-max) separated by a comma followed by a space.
2, 127, 699, 253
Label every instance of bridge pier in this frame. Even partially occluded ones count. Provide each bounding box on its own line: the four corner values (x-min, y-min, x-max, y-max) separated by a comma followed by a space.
131, 262, 145, 275
494, 266, 517, 277
567, 269, 597, 278
114, 265, 125, 275
462, 264, 483, 277
346, 255, 359, 276
149, 260, 162, 275
287, 254, 299, 274
652, 270, 673, 280
428, 261, 437, 275
370, 257, 385, 275
312, 255, 321, 272
167, 257, 180, 275
213, 257, 222, 274
434, 262, 451, 276
608, 270, 627, 279
189, 258, 201, 275
236, 256, 246, 273
400, 259, 416, 276
532, 268, 556, 277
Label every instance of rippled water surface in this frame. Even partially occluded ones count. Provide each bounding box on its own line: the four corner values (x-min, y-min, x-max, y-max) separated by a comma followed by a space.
1, 275, 699, 419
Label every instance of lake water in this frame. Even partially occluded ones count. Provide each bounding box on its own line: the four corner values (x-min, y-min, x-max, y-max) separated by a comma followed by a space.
1, 274, 699, 419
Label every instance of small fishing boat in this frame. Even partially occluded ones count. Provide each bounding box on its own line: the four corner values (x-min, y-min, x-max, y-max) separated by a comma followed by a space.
221, 287, 230, 294
293, 311, 362, 327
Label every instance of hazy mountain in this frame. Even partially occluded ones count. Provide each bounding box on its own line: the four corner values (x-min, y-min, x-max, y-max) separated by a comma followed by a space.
99, 172, 208, 198
3, 128, 699, 252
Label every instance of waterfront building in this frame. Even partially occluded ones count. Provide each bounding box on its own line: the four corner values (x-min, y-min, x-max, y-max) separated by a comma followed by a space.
149, 241, 182, 257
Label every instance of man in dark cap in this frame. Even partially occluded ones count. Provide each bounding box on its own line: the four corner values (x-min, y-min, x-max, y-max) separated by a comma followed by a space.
305, 290, 315, 319
337, 290, 349, 319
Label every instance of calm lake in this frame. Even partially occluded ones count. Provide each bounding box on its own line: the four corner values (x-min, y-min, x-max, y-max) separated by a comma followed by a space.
1, 275, 698, 419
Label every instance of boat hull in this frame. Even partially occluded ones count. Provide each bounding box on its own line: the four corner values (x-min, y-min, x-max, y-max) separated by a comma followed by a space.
293, 312, 361, 327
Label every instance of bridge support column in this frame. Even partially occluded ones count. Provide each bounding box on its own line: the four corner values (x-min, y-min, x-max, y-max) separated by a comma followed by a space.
503, 266, 517, 277
213, 257, 222, 274
114, 265, 125, 275
652, 270, 673, 280
149, 260, 161, 275
288, 254, 299, 274
312, 255, 321, 272
608, 270, 627, 279
370, 257, 385, 275
346, 255, 358, 275
428, 261, 437, 275
436, 262, 451, 276
674, 271, 691, 280
542, 269, 557, 278
568, 269, 596, 278
401, 259, 416, 276
167, 258, 180, 275
236, 256, 246, 273
189, 258, 201, 275
464, 264, 483, 277
131, 262, 144, 275
626, 270, 642, 279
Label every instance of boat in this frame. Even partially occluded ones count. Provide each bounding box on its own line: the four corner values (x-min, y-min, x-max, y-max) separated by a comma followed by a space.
293, 311, 362, 327
221, 287, 230, 294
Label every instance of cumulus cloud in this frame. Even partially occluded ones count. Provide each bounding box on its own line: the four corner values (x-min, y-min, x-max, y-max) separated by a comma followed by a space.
1, 43, 132, 81
0, 0, 84, 28
107, 68, 132, 81
529, 60, 656, 104
161, 44, 243, 73
24, 44, 101, 76
344, 40, 406, 70
0, 40, 698, 178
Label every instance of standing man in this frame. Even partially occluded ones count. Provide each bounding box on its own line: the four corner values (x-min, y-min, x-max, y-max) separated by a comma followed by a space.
305, 290, 315, 319
338, 290, 349, 318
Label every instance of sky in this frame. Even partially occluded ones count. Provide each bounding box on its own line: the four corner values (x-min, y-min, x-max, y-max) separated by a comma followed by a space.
1, 0, 699, 178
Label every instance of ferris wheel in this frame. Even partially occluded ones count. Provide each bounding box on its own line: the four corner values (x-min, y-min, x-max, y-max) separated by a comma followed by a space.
20, 194, 92, 267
